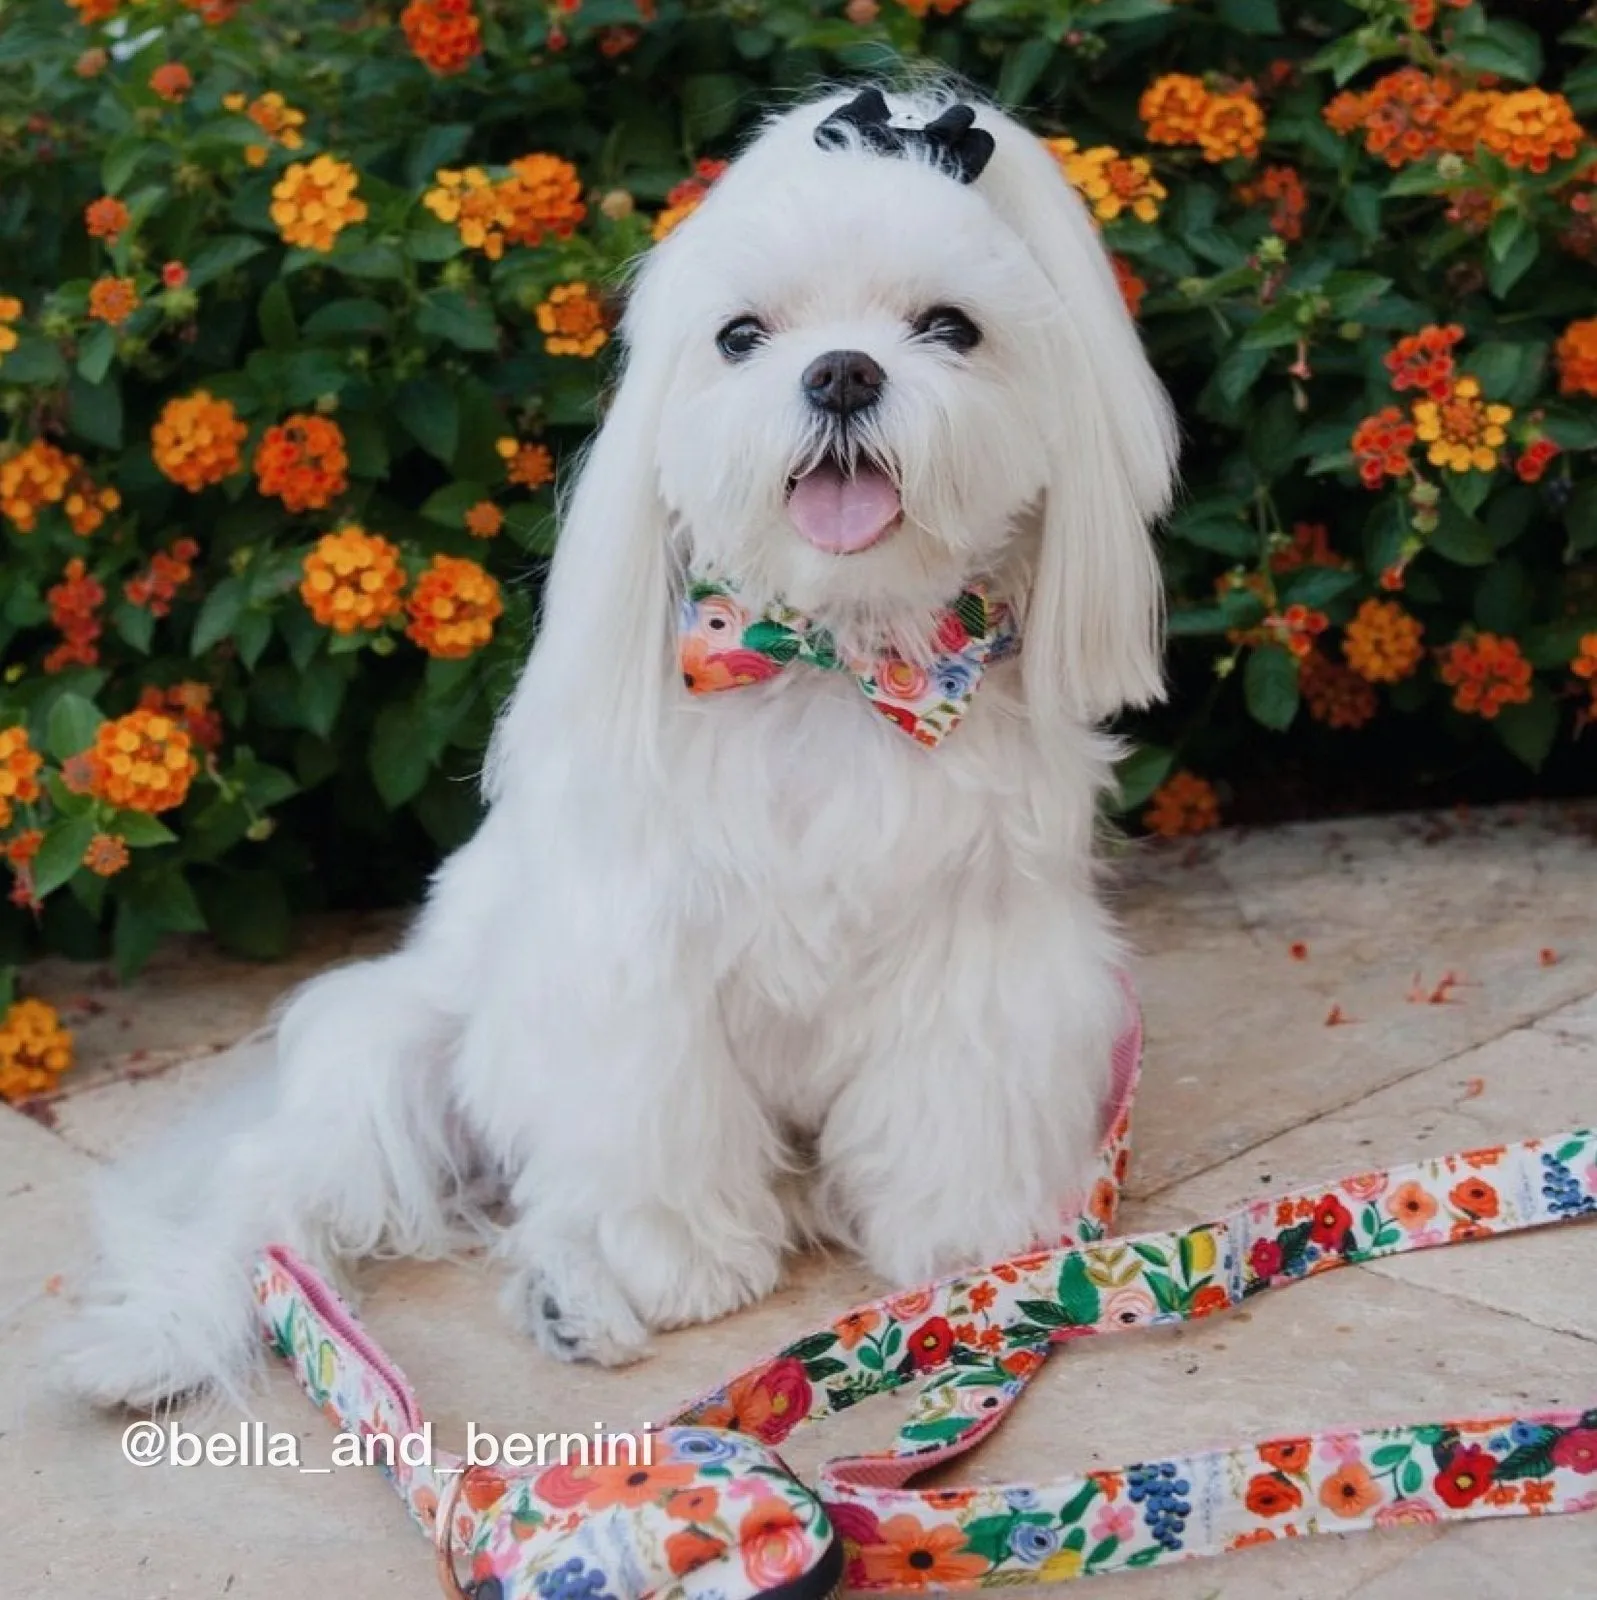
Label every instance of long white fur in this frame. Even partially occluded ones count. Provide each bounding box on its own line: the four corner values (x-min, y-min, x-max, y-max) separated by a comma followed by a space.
63, 87, 1178, 1406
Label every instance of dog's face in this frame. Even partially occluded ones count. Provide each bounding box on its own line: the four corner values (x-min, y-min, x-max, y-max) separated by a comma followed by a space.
648, 145, 1067, 623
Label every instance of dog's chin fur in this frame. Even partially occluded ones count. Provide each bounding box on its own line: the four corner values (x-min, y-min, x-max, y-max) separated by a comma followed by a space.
62, 87, 1178, 1408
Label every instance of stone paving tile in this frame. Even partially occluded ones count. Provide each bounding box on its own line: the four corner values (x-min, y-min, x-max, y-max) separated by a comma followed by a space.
1151, 1024, 1597, 1343
4, 802, 1595, 1598
17, 910, 400, 1103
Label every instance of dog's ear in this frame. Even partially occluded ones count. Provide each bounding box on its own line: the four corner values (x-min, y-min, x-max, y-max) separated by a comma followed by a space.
486, 264, 677, 800
976, 111, 1179, 725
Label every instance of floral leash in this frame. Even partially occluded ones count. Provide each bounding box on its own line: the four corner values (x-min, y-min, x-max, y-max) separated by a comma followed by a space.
254, 991, 1597, 1597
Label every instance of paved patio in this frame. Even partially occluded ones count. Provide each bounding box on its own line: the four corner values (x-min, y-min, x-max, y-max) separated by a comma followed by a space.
3, 804, 1595, 1597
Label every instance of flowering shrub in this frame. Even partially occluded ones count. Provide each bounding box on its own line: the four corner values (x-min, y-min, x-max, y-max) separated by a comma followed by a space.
1, 0, 1596, 1082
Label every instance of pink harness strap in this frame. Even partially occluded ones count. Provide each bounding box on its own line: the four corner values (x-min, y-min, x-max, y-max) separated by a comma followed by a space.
255, 990, 1597, 1594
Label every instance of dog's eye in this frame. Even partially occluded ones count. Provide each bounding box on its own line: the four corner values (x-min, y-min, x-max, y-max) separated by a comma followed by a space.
912, 306, 982, 353
715, 316, 769, 362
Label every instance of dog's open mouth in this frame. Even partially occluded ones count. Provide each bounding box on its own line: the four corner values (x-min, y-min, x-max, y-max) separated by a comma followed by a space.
785, 454, 902, 555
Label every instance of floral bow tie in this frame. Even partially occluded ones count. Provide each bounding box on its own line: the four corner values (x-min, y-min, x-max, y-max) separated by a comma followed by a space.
678, 576, 1018, 747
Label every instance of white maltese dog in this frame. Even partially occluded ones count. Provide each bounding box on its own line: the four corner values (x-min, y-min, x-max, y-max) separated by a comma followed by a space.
66, 86, 1177, 1407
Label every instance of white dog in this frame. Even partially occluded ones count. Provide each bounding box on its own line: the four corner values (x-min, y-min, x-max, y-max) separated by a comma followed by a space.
65, 86, 1177, 1408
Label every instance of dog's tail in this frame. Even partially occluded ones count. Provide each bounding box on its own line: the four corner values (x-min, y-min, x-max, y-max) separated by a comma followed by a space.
60, 953, 464, 1411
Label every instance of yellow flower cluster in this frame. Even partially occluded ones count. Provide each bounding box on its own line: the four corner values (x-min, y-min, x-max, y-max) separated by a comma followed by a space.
0, 724, 43, 829
1140, 74, 1264, 164
299, 526, 407, 634
270, 155, 367, 252
1044, 138, 1166, 223
535, 282, 608, 357
422, 154, 585, 259
1412, 377, 1513, 474
0, 440, 120, 536
0, 295, 21, 366
223, 90, 307, 169
0, 998, 74, 1105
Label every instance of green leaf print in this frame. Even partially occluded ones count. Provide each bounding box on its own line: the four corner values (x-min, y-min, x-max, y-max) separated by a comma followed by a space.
785, 1331, 840, 1362
1057, 1254, 1102, 1326
743, 620, 804, 662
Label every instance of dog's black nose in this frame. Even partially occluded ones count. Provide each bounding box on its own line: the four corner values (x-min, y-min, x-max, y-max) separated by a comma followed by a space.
802, 349, 885, 415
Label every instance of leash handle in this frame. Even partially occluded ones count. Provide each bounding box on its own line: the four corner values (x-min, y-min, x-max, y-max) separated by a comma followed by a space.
662, 1128, 1597, 1588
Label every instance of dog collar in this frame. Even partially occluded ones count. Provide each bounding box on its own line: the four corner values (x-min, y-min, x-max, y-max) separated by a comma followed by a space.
255, 986, 1597, 1598
677, 576, 1018, 748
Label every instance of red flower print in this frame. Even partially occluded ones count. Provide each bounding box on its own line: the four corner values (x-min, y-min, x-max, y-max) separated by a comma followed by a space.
1448, 1177, 1500, 1218
1435, 1445, 1497, 1508
1309, 1193, 1353, 1250
1250, 1237, 1284, 1279
666, 1528, 728, 1576
1245, 1473, 1303, 1516
1259, 1437, 1311, 1473
461, 1468, 508, 1512
692, 1357, 812, 1445
907, 1316, 955, 1370
666, 1486, 719, 1520
934, 611, 971, 652
873, 701, 921, 737
968, 1281, 997, 1313
1190, 1285, 1230, 1318
580, 1462, 698, 1509
1552, 1429, 1597, 1474
1001, 1348, 1045, 1379
740, 1498, 812, 1590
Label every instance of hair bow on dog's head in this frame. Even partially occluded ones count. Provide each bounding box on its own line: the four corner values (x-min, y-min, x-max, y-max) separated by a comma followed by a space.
814, 87, 995, 184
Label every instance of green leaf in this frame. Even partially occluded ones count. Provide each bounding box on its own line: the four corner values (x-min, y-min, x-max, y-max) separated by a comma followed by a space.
298, 654, 348, 738
503, 503, 557, 555
196, 869, 294, 960
329, 241, 407, 281
996, 38, 1054, 107
1056, 1252, 1102, 1326
102, 137, 160, 196
0, 334, 67, 386
415, 289, 499, 353
1487, 210, 1528, 265
1277, 567, 1358, 608
421, 481, 492, 528
1216, 344, 1270, 407
1473, 559, 1532, 634
1487, 229, 1538, 300
75, 324, 117, 387
1244, 644, 1300, 731
111, 812, 178, 847
405, 122, 474, 190
1399, 1458, 1424, 1497
342, 412, 391, 479
112, 601, 155, 655
1342, 184, 1381, 242
192, 577, 247, 656
68, 373, 123, 449
1078, 0, 1170, 21
681, 73, 744, 142
1539, 407, 1597, 451
186, 235, 267, 290
395, 376, 460, 463
1456, 20, 1543, 83
1324, 272, 1393, 318
370, 703, 432, 807
1218, 0, 1281, 31
113, 899, 163, 981
1112, 744, 1174, 814
1494, 690, 1557, 772
1565, 480, 1597, 553
1430, 503, 1494, 565
1444, 470, 1490, 517
258, 280, 298, 352
235, 608, 273, 670
302, 298, 392, 340
46, 693, 103, 760
31, 815, 99, 899
127, 871, 208, 934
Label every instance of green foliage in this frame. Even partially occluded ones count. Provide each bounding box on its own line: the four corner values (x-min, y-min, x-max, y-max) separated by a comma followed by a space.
0, 0, 1595, 983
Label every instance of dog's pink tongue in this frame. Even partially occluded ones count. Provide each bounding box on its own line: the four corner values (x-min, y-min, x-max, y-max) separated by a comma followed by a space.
787, 461, 901, 554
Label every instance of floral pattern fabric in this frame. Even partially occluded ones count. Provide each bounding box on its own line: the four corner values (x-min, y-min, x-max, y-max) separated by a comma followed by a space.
678, 577, 1018, 748
256, 982, 1597, 1599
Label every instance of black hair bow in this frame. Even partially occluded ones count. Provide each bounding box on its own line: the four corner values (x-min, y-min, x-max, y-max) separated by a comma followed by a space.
813, 87, 994, 185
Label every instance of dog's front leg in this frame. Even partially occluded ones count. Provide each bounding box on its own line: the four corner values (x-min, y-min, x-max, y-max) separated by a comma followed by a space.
457, 923, 788, 1365
815, 883, 1126, 1284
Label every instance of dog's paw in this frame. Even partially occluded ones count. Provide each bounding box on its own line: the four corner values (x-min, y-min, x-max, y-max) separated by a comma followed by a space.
501, 1257, 652, 1368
